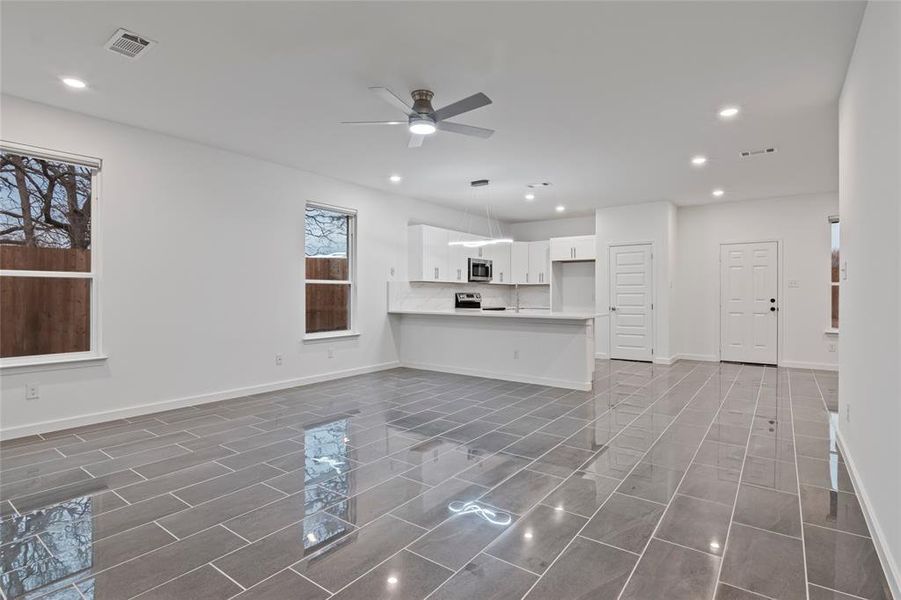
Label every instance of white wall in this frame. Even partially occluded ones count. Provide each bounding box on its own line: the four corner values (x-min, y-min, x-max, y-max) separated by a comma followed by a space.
0, 96, 490, 438
595, 201, 675, 360
837, 2, 901, 595
674, 193, 839, 369
508, 214, 595, 241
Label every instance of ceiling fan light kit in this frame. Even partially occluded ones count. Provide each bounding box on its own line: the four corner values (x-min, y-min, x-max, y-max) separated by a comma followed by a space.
342, 86, 494, 147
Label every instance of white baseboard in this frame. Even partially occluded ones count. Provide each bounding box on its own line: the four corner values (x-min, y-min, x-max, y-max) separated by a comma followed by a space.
400, 361, 592, 391
0, 361, 400, 441
595, 352, 609, 360
778, 359, 839, 371
673, 353, 719, 363
836, 429, 901, 600
653, 355, 677, 365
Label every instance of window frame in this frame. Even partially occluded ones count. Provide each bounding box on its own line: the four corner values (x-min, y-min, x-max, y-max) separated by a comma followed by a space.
0, 141, 106, 370
828, 215, 839, 334
302, 201, 358, 341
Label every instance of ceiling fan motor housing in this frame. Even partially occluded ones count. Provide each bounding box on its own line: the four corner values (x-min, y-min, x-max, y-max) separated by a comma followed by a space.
411, 89, 435, 115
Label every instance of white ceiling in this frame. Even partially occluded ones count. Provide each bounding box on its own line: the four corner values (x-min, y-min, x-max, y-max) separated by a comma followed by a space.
1, 1, 863, 221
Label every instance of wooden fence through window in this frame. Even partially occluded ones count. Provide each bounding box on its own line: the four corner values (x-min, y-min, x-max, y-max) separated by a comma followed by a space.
306, 257, 350, 333
0, 246, 91, 358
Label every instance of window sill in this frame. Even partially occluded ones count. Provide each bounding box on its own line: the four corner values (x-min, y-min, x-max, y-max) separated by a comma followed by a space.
303, 330, 361, 342
0, 353, 109, 374
825, 328, 839, 336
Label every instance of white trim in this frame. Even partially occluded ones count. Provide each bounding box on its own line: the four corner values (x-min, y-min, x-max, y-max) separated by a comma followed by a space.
0, 360, 400, 441
0, 353, 108, 373
824, 328, 839, 335
399, 360, 591, 391
777, 359, 838, 371
836, 429, 901, 600
653, 355, 677, 365
0, 270, 92, 278
303, 330, 361, 342
1, 139, 102, 169
672, 353, 719, 363
595, 352, 609, 360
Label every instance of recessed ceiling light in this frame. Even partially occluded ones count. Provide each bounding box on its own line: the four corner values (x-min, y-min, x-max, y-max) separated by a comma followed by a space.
712, 189, 725, 197
525, 193, 535, 201
709, 541, 721, 550
389, 174, 402, 183
555, 205, 565, 213
387, 576, 399, 585
718, 106, 740, 119
691, 155, 708, 166
523, 531, 534, 539
61, 77, 87, 89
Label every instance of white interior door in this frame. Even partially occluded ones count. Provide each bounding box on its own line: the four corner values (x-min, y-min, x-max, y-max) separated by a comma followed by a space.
720, 242, 778, 365
609, 244, 653, 361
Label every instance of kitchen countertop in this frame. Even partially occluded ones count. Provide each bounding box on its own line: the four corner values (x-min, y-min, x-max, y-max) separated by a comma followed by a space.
388, 308, 597, 321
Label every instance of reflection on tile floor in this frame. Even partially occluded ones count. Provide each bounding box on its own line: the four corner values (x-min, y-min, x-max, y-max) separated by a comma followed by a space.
0, 361, 893, 599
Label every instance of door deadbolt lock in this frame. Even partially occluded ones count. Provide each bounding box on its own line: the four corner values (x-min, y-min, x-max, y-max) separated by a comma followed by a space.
770, 307, 776, 312
770, 298, 776, 303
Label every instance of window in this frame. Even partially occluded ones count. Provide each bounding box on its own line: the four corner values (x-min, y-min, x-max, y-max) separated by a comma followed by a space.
830, 216, 840, 330
0, 144, 101, 364
304, 203, 356, 337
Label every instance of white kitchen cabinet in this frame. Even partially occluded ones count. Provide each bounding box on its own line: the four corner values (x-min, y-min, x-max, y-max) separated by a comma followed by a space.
448, 233, 480, 282
528, 240, 550, 284
408, 224, 450, 281
485, 243, 511, 284
550, 235, 596, 262
511, 242, 530, 284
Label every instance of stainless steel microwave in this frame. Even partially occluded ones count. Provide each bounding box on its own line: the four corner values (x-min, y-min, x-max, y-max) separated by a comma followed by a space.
468, 257, 493, 282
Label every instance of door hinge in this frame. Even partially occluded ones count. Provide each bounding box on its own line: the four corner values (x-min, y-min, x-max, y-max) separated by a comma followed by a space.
651, 348, 654, 355
651, 303, 654, 310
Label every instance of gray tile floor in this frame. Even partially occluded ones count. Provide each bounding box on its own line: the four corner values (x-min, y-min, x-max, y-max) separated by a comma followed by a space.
0, 361, 893, 600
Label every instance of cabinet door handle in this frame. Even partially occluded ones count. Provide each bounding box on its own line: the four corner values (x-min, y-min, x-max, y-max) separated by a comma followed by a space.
500, 272, 504, 282
457, 268, 461, 280
434, 267, 439, 279
526, 273, 529, 283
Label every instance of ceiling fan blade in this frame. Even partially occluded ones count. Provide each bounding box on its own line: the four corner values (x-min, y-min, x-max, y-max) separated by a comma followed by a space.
437, 121, 494, 139
340, 120, 406, 125
369, 87, 413, 115
408, 134, 425, 148
433, 92, 492, 122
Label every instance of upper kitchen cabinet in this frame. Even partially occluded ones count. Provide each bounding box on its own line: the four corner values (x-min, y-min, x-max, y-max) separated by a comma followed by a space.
528, 240, 550, 284
408, 224, 450, 281
484, 243, 511, 284
510, 240, 549, 284
550, 235, 596, 262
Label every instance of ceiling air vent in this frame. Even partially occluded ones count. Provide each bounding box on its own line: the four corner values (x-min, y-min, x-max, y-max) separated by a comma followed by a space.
104, 28, 156, 60
740, 147, 777, 158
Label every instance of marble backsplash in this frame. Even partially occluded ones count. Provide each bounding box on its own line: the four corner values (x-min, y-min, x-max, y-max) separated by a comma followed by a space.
387, 281, 550, 311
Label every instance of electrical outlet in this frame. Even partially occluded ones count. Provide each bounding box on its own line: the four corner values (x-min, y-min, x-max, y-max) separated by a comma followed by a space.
513, 350, 520, 360
26, 383, 39, 400
275, 354, 284, 366
389, 266, 396, 278
328, 348, 335, 359
827, 343, 836, 353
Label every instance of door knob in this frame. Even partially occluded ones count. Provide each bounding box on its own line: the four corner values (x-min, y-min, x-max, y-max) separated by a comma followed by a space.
770, 307, 776, 312
770, 298, 776, 303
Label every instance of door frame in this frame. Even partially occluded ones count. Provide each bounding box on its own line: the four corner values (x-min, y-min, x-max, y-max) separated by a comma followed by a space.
717, 239, 783, 365
607, 241, 656, 361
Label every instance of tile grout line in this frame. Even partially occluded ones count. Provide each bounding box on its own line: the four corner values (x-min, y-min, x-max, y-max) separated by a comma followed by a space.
786, 369, 812, 600
709, 365, 768, 597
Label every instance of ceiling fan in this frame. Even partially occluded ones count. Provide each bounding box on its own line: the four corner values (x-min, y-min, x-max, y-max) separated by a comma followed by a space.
341, 87, 494, 148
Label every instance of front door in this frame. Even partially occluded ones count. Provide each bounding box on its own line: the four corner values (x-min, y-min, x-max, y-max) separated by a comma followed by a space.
720, 241, 778, 365
609, 244, 653, 361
